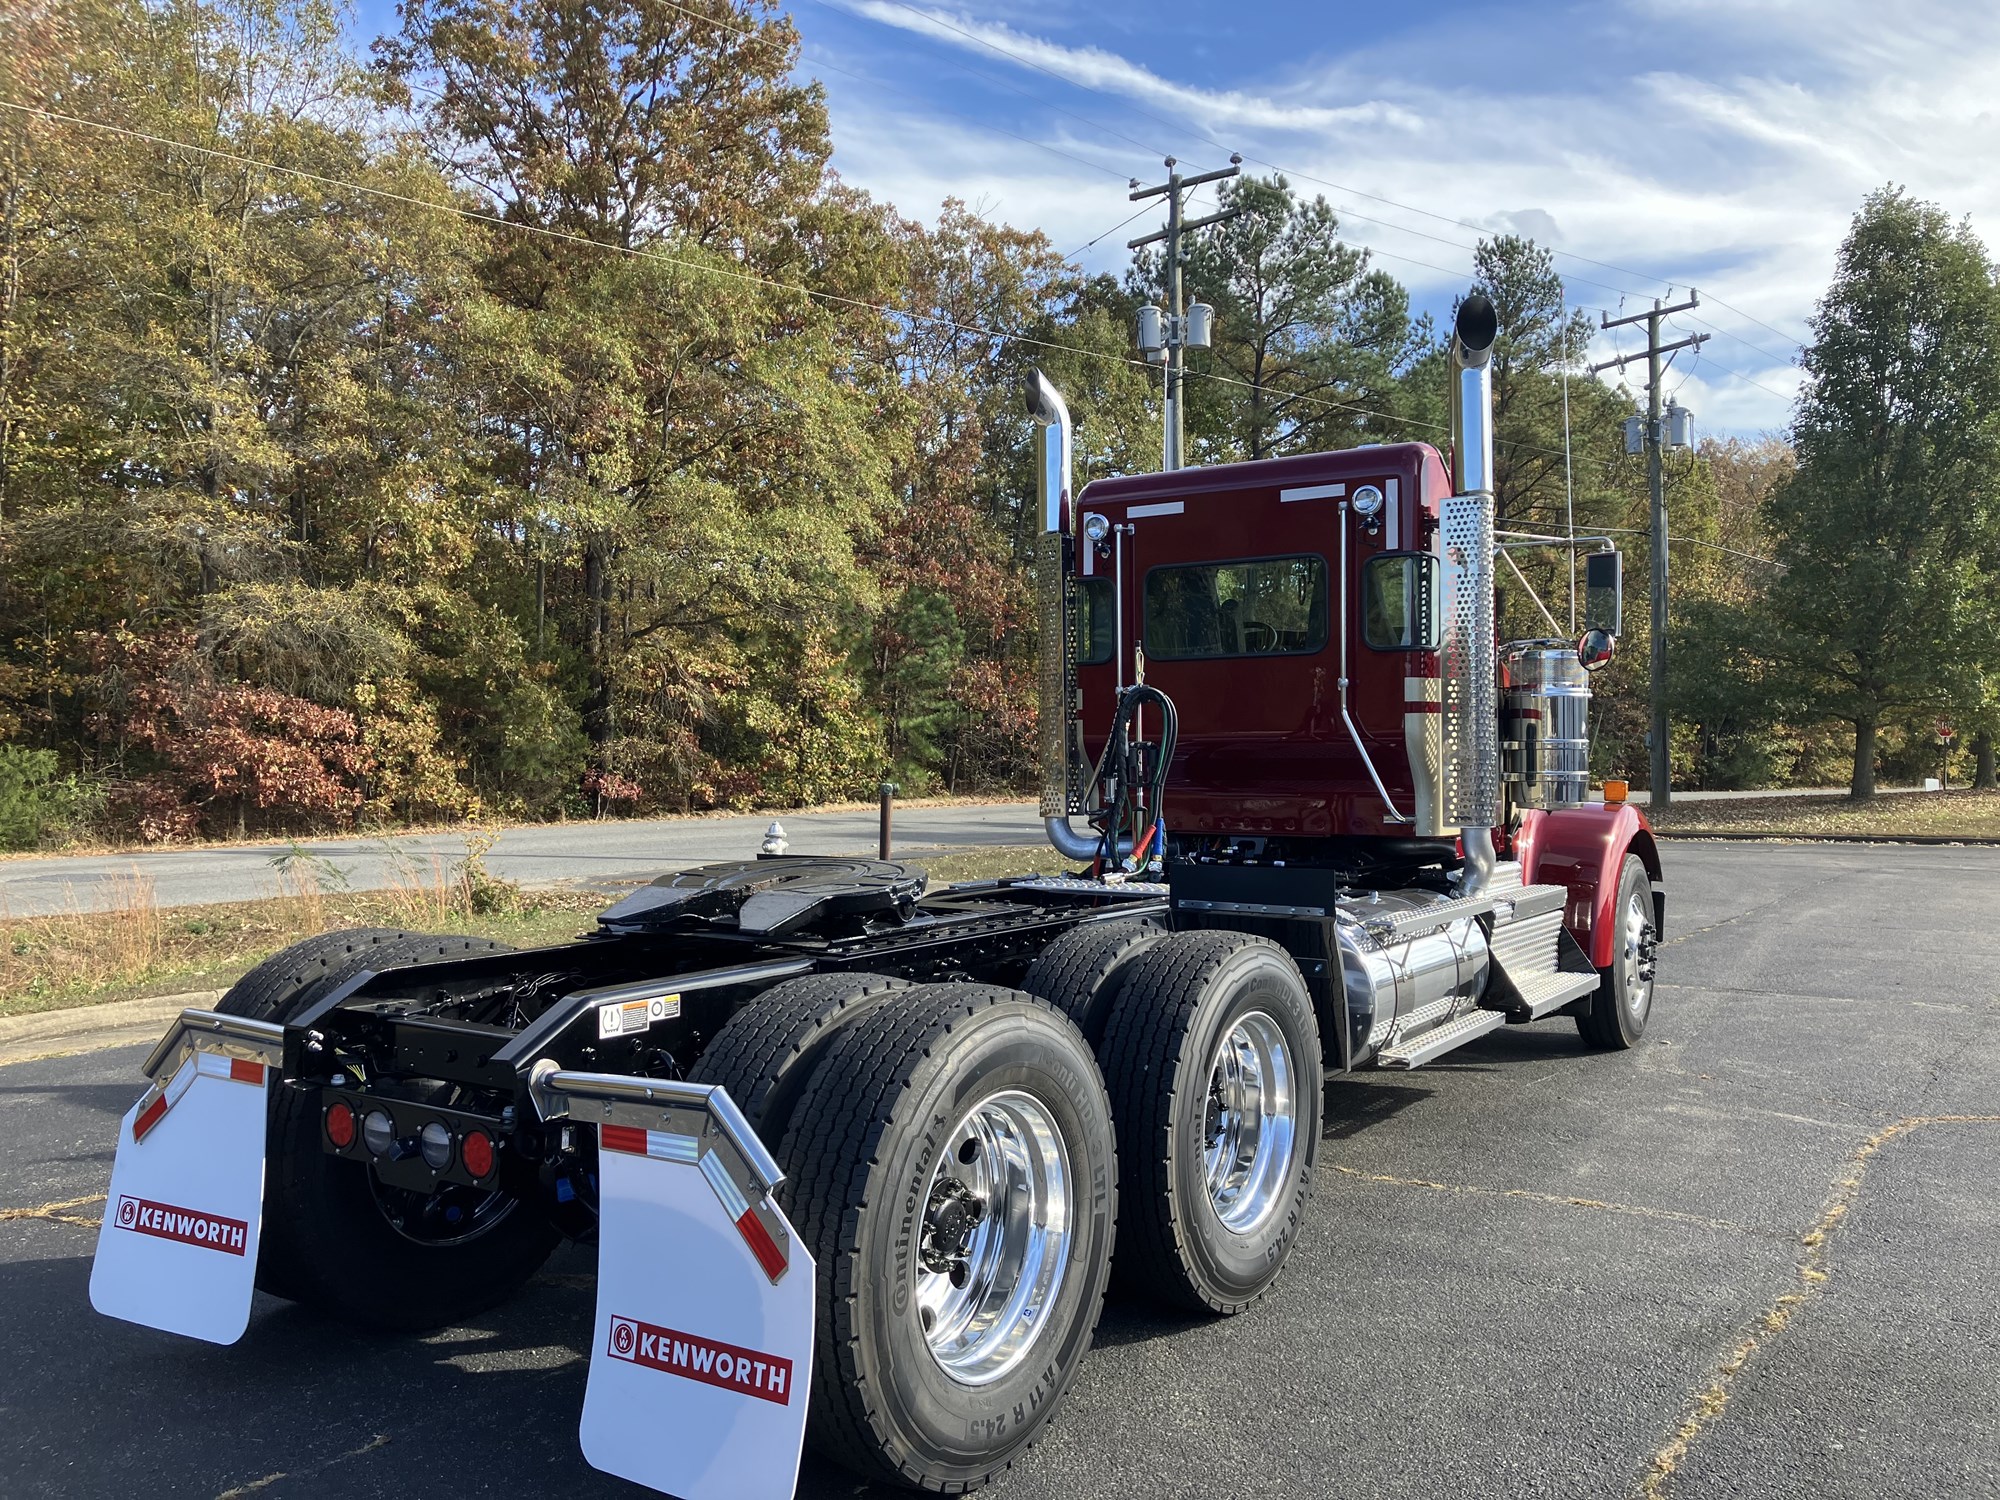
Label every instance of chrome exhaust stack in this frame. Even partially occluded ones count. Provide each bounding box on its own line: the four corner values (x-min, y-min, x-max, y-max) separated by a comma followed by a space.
1440, 295, 1500, 896
1026, 371, 1102, 862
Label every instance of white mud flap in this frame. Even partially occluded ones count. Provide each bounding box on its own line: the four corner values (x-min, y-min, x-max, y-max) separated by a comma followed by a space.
536, 1067, 814, 1500
89, 1009, 285, 1345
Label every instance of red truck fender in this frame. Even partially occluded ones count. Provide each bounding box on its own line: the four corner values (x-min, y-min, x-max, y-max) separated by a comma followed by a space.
1512, 804, 1664, 969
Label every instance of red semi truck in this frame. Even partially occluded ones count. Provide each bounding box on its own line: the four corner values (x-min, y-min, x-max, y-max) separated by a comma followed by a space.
89, 294, 1660, 1498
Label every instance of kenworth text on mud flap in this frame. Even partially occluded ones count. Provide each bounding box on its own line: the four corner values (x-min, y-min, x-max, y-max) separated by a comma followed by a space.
90, 293, 1664, 1500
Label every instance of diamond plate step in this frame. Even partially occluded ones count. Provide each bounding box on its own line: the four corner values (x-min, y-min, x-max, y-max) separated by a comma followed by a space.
1503, 968, 1601, 1020
1386, 997, 1456, 1041
1378, 1008, 1507, 1069
1348, 891, 1497, 943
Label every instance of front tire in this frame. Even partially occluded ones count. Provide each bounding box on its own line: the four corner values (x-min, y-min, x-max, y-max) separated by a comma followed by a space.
1576, 854, 1656, 1050
780, 984, 1118, 1491
1098, 931, 1322, 1314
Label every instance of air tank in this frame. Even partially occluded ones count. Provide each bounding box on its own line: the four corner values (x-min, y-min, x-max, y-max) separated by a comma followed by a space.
1499, 640, 1592, 808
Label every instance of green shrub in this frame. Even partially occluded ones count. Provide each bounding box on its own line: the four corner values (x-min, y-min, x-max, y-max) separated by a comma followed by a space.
0, 745, 58, 850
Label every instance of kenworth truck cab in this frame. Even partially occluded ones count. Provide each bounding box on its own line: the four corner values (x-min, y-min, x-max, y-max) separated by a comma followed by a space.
89, 294, 1661, 1500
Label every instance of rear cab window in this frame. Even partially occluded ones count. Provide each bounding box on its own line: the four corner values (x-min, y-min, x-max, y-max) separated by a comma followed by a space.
1143, 556, 1328, 659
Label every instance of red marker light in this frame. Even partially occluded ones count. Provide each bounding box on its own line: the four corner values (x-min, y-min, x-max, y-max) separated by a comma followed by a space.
461, 1129, 496, 1180
325, 1101, 357, 1150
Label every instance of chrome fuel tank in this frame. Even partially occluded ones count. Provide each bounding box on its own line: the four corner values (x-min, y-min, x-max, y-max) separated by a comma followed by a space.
1335, 890, 1491, 1053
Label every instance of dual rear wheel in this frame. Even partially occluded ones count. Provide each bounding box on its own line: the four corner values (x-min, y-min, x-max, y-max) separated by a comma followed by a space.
692, 931, 1322, 1490
693, 978, 1117, 1491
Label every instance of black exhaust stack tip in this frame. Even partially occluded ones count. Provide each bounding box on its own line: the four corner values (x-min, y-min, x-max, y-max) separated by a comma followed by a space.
1455, 293, 1498, 355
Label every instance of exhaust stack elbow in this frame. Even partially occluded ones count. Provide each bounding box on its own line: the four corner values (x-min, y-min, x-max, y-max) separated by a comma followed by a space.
1026, 369, 1071, 535
1450, 293, 1498, 498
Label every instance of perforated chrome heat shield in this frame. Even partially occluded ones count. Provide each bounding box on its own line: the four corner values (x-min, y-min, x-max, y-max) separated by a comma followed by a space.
1036, 528, 1079, 817
1440, 492, 1499, 828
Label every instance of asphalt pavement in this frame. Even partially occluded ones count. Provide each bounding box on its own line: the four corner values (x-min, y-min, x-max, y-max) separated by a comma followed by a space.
2, 841, 1996, 1498
0, 803, 1047, 916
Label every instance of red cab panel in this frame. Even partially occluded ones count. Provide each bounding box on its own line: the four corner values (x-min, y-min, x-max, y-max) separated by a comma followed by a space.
1074, 443, 1453, 841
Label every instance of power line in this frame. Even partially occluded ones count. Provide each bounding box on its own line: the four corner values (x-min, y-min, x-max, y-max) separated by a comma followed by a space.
1700, 291, 1805, 351
834, 1, 1804, 333
1064, 204, 1151, 259
1680, 310, 1797, 367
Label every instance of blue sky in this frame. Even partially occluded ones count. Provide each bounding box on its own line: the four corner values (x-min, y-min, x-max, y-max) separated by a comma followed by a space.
347, 0, 2000, 439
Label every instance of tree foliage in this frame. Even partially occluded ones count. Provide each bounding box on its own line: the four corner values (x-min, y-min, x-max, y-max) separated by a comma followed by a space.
1747, 189, 2000, 795
13, 0, 1978, 839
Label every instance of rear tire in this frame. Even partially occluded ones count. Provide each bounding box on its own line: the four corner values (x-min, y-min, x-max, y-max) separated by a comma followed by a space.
687, 971, 910, 1138
1020, 917, 1164, 1044
216, 927, 424, 1021
779, 984, 1118, 1491
1576, 855, 1656, 1050
1098, 931, 1321, 1314
221, 931, 561, 1329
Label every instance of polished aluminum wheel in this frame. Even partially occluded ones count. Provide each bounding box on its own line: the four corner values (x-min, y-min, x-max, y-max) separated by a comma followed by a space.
915, 1089, 1072, 1387
1202, 1009, 1297, 1235
1623, 889, 1657, 1022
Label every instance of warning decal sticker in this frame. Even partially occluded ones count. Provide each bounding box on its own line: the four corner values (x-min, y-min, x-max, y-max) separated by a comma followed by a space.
606, 1315, 795, 1405
597, 994, 680, 1039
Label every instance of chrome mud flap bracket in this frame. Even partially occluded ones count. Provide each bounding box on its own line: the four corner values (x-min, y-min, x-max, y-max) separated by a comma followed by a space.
89, 1009, 283, 1345
531, 1063, 816, 1500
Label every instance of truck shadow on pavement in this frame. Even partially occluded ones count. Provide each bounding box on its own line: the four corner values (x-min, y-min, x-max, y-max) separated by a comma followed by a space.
2, 1235, 949, 1498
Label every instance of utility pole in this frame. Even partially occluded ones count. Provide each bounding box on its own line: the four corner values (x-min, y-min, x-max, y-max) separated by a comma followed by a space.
1592, 295, 1707, 812
1129, 155, 1242, 470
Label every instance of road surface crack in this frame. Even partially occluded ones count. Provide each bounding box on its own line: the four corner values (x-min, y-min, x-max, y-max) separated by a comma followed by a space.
1327, 1164, 1755, 1235
1638, 1113, 2000, 1498
215, 1434, 390, 1499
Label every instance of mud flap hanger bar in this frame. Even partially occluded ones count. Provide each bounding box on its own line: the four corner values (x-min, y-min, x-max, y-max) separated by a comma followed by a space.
529, 1063, 795, 1282
131, 1009, 285, 1144
142, 1009, 286, 1085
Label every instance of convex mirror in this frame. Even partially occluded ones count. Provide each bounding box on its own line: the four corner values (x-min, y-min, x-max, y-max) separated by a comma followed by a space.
1577, 628, 1616, 672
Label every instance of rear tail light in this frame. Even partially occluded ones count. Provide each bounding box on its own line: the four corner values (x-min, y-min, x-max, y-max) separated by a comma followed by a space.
325, 1101, 356, 1150
461, 1129, 496, 1180
419, 1121, 454, 1171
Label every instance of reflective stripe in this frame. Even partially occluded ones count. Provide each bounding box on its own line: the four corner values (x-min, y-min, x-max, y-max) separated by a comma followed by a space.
1280, 482, 1345, 502
735, 1210, 788, 1282
699, 1150, 749, 1222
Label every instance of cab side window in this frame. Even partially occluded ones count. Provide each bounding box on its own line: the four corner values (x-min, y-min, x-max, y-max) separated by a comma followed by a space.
1363, 553, 1440, 650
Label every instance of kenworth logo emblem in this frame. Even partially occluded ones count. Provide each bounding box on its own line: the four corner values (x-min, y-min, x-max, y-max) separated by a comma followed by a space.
606, 1316, 795, 1404
114, 1195, 249, 1256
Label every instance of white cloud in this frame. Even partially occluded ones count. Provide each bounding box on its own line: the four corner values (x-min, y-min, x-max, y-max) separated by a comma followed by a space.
806, 0, 2000, 437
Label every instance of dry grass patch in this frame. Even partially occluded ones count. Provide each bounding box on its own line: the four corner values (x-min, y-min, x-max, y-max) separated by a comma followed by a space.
0, 857, 605, 1019
906, 844, 1074, 885
1649, 787, 2000, 839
